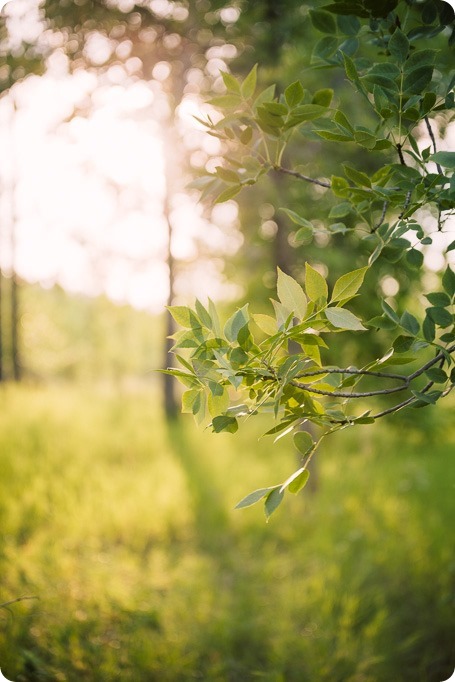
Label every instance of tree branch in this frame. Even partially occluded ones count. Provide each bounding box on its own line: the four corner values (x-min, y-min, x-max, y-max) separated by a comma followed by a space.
273, 165, 331, 188
296, 367, 408, 382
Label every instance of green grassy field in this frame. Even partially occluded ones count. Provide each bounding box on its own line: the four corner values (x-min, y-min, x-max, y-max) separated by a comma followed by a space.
0, 383, 454, 681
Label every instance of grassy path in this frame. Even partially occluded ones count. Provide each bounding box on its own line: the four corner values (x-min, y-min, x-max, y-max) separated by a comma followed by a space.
0, 384, 453, 681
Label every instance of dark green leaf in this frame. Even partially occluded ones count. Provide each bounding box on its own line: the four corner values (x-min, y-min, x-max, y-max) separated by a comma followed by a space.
406, 249, 424, 269
425, 292, 451, 306
442, 267, 455, 297
427, 307, 454, 327
212, 415, 238, 434
393, 335, 413, 352
425, 367, 448, 383
400, 311, 420, 336
431, 152, 455, 169
422, 314, 436, 342
382, 300, 400, 323
224, 304, 249, 342
310, 9, 337, 33
388, 28, 409, 64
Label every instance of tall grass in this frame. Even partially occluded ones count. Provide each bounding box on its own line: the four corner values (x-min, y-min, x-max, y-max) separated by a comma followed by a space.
0, 383, 453, 681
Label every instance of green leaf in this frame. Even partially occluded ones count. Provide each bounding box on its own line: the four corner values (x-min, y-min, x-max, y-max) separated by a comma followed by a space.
253, 314, 277, 336
342, 53, 359, 82
287, 104, 327, 122
281, 468, 310, 494
220, 71, 241, 94
331, 175, 350, 197
280, 208, 313, 228
264, 487, 284, 521
284, 81, 304, 107
168, 306, 198, 328
388, 28, 409, 64
425, 292, 451, 306
195, 300, 212, 329
293, 431, 314, 456
442, 267, 455, 297
325, 307, 366, 331
182, 389, 201, 414
406, 249, 424, 269
305, 263, 328, 302
208, 94, 242, 108
331, 266, 368, 302
393, 335, 414, 353
312, 88, 334, 107
343, 164, 371, 188
329, 202, 352, 219
277, 268, 308, 320
212, 415, 238, 434
215, 185, 242, 203
235, 486, 278, 509
422, 315, 435, 342
430, 152, 455, 169
241, 64, 257, 99
400, 311, 420, 336
208, 388, 230, 418
309, 8, 337, 33
215, 166, 239, 183
382, 300, 400, 323
427, 307, 454, 327
224, 304, 249, 342
425, 367, 448, 383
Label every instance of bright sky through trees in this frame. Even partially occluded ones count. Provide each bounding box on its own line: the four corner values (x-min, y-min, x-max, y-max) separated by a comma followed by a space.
0, 0, 243, 312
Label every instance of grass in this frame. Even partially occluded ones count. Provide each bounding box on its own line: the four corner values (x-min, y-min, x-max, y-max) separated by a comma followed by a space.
0, 383, 454, 681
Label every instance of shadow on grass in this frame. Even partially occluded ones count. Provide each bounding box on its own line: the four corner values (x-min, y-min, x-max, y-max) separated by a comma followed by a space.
165, 417, 230, 552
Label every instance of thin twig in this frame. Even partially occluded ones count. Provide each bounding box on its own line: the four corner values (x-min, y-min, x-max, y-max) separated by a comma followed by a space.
0, 596, 38, 609
296, 367, 408, 382
290, 379, 407, 398
396, 143, 406, 166
273, 165, 331, 189
424, 116, 443, 174
372, 200, 389, 232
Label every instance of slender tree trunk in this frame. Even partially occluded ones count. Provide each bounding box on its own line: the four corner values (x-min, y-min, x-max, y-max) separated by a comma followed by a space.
0, 267, 3, 382
161, 133, 178, 420
11, 221, 20, 381
162, 202, 178, 419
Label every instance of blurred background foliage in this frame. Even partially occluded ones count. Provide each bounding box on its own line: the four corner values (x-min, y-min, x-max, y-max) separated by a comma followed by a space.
0, 0, 454, 680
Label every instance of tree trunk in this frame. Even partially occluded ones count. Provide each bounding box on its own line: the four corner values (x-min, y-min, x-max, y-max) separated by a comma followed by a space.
0, 268, 3, 382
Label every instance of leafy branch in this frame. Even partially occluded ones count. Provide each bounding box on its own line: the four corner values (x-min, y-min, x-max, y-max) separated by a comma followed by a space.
169, 0, 455, 519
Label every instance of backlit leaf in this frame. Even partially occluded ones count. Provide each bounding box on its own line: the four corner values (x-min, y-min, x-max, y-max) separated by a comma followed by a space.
325, 307, 366, 331
331, 266, 368, 302
277, 268, 308, 320
305, 263, 328, 302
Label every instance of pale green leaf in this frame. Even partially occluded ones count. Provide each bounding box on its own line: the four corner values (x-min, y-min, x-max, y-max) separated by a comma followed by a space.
277, 268, 307, 320
293, 431, 314, 455
325, 307, 366, 331
331, 266, 368, 303
235, 486, 278, 509
241, 63, 257, 99
264, 487, 284, 521
253, 313, 277, 336
281, 468, 310, 494
305, 263, 328, 302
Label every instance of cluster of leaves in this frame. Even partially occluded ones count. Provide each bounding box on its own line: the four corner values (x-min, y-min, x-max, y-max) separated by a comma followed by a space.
164, 264, 454, 519
167, 0, 455, 518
